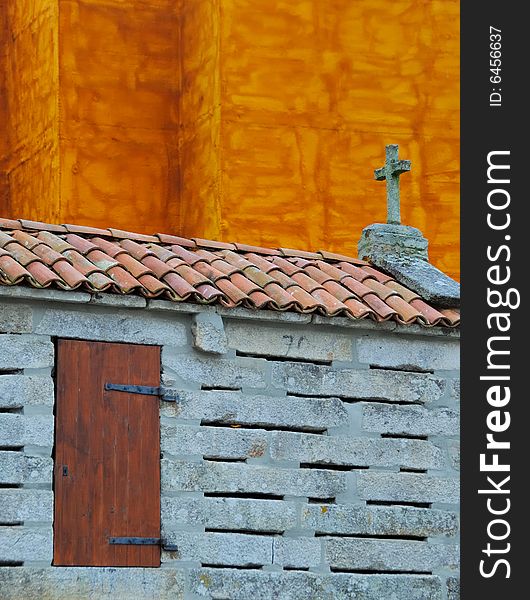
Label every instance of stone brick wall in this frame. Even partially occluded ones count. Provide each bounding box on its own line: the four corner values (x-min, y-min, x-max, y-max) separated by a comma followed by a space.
0, 288, 460, 599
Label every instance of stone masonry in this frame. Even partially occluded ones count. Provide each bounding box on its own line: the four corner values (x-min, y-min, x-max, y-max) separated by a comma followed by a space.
0, 287, 459, 599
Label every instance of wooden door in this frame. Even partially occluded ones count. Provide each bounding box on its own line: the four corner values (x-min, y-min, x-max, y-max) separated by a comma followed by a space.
54, 339, 161, 567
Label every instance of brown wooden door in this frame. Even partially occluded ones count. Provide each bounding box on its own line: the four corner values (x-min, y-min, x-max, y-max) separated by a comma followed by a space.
54, 339, 161, 567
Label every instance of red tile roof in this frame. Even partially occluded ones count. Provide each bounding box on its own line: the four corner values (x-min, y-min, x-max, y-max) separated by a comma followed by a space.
0, 218, 459, 328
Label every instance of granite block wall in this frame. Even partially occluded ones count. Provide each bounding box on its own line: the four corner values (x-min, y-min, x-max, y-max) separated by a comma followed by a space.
0, 290, 459, 599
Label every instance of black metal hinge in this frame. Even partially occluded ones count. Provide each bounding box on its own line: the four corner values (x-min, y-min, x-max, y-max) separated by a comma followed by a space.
104, 383, 179, 402
108, 537, 177, 551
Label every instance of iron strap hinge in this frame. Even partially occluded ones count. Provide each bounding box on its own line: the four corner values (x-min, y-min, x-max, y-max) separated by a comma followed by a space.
104, 383, 179, 402
108, 537, 178, 551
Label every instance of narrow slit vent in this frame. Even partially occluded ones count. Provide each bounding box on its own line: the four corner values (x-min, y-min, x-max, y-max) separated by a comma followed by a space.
369, 365, 434, 375
381, 433, 428, 441
236, 351, 332, 366
200, 420, 326, 434
308, 497, 336, 504
314, 532, 427, 541
366, 500, 432, 509
204, 492, 284, 501
330, 567, 432, 575
201, 385, 242, 392
204, 457, 247, 464
201, 563, 263, 570
204, 528, 280, 536
300, 463, 367, 472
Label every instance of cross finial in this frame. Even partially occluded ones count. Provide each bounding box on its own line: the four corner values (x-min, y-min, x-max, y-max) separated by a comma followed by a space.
374, 144, 411, 225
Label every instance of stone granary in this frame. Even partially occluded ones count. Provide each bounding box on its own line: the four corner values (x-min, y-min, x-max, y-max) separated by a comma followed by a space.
0, 206, 460, 599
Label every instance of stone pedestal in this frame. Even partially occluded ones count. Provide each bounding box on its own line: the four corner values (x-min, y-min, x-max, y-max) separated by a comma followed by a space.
358, 223, 460, 308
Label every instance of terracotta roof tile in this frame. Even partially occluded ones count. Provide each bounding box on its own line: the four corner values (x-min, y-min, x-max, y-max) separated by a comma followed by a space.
248, 290, 273, 309
86, 271, 114, 291
85, 249, 120, 272
363, 294, 397, 321
304, 265, 333, 285
0, 218, 459, 328
344, 297, 376, 319
245, 253, 279, 274
193, 261, 231, 283
90, 237, 127, 258
0, 231, 16, 249
362, 278, 399, 301
110, 252, 150, 278
19, 219, 67, 233
12, 230, 43, 250
106, 266, 143, 292
262, 282, 298, 309
52, 259, 89, 288
155, 233, 196, 247
291, 272, 324, 293
243, 266, 277, 288
341, 276, 373, 299
315, 261, 348, 282
410, 299, 448, 326
210, 258, 241, 277
215, 278, 249, 304
118, 239, 155, 260
0, 218, 22, 230
36, 231, 73, 253
0, 254, 32, 283
229, 272, 261, 295
26, 261, 62, 287
318, 250, 368, 265
310, 288, 348, 315
137, 273, 170, 296
385, 280, 420, 303
174, 264, 211, 288
3, 242, 40, 267
386, 295, 424, 324
287, 286, 322, 310
269, 256, 304, 276
279, 247, 321, 260
141, 255, 173, 278
193, 238, 236, 251
194, 248, 224, 264
63, 250, 101, 276
322, 280, 357, 303
147, 244, 181, 263
107, 228, 158, 243
361, 265, 395, 284
268, 268, 296, 289
169, 245, 204, 266
196, 283, 224, 301
221, 250, 256, 271
31, 243, 65, 266
65, 234, 98, 255
439, 308, 460, 326
63, 223, 110, 236
233, 243, 281, 256
337, 262, 372, 282
162, 272, 197, 298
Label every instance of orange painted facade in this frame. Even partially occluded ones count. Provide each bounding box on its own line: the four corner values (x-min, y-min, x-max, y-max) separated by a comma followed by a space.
0, 0, 460, 279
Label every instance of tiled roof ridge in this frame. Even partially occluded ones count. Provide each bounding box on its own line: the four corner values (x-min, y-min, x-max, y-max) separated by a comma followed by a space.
0, 217, 460, 328
0, 218, 370, 264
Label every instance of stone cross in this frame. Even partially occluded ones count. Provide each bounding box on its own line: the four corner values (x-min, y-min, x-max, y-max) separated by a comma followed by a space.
374, 144, 411, 225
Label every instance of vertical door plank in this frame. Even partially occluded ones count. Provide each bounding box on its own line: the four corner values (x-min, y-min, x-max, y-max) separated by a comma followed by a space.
54, 340, 161, 567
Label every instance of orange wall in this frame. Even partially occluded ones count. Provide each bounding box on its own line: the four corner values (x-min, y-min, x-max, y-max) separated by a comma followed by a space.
0, 0, 60, 222
0, 0, 460, 279
58, 0, 180, 233
179, 0, 460, 279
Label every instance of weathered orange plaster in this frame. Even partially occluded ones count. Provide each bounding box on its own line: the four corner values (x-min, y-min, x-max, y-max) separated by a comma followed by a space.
0, 0, 60, 222
0, 0, 460, 279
